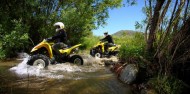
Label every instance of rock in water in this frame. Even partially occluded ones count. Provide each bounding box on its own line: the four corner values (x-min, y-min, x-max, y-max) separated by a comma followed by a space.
119, 64, 138, 84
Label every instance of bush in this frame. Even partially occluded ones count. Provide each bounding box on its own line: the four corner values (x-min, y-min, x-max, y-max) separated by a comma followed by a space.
117, 32, 145, 62
148, 75, 184, 94
119, 45, 144, 61
81, 36, 102, 50
0, 19, 29, 59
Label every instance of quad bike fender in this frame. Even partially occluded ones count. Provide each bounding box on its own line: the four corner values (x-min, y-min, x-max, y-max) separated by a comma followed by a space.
70, 44, 82, 49
109, 45, 121, 51
59, 44, 82, 55
92, 41, 105, 53
109, 46, 118, 51
117, 45, 121, 48
31, 42, 53, 58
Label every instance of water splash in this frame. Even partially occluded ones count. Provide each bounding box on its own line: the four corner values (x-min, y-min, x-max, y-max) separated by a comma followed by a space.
9, 55, 105, 79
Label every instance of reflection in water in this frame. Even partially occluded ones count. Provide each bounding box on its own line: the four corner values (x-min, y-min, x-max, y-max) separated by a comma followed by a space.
0, 56, 133, 94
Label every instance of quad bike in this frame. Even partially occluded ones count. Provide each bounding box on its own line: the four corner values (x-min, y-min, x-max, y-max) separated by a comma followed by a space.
27, 39, 83, 69
90, 41, 121, 58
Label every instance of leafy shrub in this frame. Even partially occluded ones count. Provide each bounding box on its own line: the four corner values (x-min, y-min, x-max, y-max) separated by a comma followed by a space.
81, 36, 102, 50
119, 45, 144, 61
0, 19, 29, 59
149, 75, 184, 94
117, 32, 145, 62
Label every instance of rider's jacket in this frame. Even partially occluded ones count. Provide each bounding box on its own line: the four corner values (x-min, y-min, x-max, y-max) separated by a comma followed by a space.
50, 29, 67, 43
101, 35, 114, 44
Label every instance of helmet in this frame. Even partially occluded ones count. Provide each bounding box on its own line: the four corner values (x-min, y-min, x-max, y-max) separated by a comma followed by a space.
104, 31, 108, 34
54, 22, 64, 32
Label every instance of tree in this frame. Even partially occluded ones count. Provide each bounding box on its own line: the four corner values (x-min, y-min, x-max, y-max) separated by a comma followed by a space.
55, 0, 122, 45
142, 0, 190, 82
0, 0, 122, 58
146, 0, 165, 53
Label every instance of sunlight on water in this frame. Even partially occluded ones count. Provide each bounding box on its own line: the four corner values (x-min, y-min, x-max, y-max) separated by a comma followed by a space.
9, 55, 104, 79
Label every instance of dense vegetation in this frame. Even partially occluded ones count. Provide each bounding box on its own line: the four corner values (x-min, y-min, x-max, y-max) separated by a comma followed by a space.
0, 0, 122, 59
1, 0, 190, 94
134, 0, 190, 93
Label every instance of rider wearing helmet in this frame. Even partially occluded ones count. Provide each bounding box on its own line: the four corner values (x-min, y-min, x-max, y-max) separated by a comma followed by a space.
101, 32, 114, 53
47, 22, 67, 56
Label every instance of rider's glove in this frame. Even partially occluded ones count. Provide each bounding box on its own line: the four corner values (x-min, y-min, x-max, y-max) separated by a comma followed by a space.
46, 37, 52, 41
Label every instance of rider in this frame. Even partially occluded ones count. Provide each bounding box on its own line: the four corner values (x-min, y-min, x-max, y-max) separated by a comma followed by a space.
101, 32, 114, 53
47, 22, 68, 56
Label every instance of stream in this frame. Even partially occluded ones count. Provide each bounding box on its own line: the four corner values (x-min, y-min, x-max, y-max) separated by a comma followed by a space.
0, 54, 134, 94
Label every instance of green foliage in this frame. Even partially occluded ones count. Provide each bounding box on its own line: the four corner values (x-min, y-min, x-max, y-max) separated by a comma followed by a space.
117, 32, 145, 62
126, 0, 137, 6
0, 0, 122, 59
149, 75, 184, 94
81, 36, 101, 50
135, 21, 143, 30
57, 0, 122, 45
0, 20, 29, 59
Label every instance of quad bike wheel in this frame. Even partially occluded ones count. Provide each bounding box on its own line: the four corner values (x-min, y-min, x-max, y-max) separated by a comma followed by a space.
90, 49, 95, 57
95, 52, 102, 58
27, 54, 49, 69
70, 55, 83, 65
113, 51, 119, 56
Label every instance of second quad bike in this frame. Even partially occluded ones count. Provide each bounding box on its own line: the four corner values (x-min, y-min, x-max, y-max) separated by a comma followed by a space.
27, 39, 83, 69
90, 41, 121, 58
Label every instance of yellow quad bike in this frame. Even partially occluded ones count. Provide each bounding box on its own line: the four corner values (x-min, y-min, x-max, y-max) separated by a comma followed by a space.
90, 41, 121, 58
27, 39, 83, 68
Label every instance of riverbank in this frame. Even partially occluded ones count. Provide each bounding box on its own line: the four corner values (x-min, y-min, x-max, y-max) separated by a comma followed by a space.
0, 58, 21, 67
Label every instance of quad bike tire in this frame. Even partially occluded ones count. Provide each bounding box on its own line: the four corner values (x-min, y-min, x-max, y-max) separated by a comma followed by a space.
90, 47, 103, 58
27, 54, 50, 69
112, 51, 119, 56
94, 52, 102, 58
90, 49, 95, 57
70, 55, 83, 65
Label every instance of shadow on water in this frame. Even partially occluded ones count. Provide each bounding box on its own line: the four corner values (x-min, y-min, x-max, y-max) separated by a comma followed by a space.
0, 55, 134, 94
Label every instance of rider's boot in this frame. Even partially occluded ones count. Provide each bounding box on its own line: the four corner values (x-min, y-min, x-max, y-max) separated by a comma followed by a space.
105, 50, 109, 55
50, 56, 58, 64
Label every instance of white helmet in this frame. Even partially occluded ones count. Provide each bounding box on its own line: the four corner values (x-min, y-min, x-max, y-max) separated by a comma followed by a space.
53, 22, 64, 32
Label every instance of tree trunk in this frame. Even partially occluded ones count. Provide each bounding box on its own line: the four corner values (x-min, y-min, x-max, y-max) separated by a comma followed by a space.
157, 0, 171, 31
154, 0, 171, 58
172, 0, 186, 32
146, 0, 165, 53
183, 0, 189, 23
144, 0, 153, 43
156, 0, 178, 58
168, 17, 190, 61
166, 16, 190, 76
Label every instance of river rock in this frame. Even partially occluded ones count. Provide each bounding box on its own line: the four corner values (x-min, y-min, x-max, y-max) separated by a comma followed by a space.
118, 64, 138, 84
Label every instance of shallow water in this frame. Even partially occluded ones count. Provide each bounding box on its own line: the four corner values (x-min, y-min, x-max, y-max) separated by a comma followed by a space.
0, 56, 133, 94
